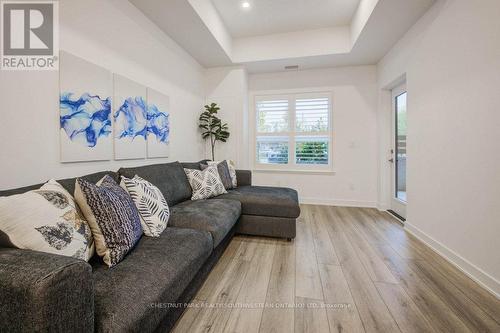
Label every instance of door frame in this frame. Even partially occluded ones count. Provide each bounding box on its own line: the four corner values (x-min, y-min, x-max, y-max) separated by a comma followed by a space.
390, 83, 407, 220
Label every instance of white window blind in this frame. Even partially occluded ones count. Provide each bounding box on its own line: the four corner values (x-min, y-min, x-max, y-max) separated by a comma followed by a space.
256, 99, 288, 133
254, 92, 332, 170
296, 97, 329, 132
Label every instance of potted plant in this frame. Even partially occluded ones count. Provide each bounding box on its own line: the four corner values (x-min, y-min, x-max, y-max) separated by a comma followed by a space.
199, 103, 230, 160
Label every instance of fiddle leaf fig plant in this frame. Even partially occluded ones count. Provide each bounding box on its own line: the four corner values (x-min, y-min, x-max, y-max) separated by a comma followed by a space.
199, 103, 230, 161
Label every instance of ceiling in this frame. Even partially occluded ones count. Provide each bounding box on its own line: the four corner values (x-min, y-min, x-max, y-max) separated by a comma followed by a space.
211, 0, 361, 38
128, 0, 232, 68
130, 0, 436, 72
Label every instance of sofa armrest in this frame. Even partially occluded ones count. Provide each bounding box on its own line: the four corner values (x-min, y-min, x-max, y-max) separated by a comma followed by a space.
0, 248, 94, 332
236, 170, 252, 186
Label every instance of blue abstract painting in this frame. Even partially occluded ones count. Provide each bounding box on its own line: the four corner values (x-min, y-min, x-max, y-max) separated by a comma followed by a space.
60, 92, 112, 148
60, 51, 113, 162
147, 104, 170, 143
113, 74, 147, 160
146, 89, 170, 158
114, 96, 148, 140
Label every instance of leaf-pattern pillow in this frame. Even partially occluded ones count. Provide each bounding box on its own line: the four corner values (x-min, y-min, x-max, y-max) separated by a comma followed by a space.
0, 179, 94, 261
120, 176, 169, 237
184, 166, 227, 200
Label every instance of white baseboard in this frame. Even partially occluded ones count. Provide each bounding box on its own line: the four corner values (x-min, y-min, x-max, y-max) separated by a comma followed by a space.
299, 197, 377, 207
404, 221, 500, 299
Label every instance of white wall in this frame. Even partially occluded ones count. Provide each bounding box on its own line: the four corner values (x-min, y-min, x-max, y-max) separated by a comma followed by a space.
204, 67, 249, 166
377, 0, 500, 296
232, 27, 351, 63
247, 66, 379, 206
0, 0, 205, 190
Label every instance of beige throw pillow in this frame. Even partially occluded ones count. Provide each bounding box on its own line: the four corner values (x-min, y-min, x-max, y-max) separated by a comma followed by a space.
0, 179, 94, 261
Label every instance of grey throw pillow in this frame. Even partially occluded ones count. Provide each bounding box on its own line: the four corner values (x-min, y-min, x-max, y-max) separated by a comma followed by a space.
208, 160, 237, 187
75, 175, 143, 267
201, 160, 233, 190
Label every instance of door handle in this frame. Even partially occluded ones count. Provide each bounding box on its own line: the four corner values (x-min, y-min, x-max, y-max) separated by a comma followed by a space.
388, 158, 394, 163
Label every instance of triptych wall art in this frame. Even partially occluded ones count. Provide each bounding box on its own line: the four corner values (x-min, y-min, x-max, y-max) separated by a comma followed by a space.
59, 52, 113, 162
59, 51, 170, 162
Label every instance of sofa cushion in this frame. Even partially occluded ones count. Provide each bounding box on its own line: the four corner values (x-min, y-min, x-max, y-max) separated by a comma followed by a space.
118, 162, 191, 206
213, 185, 300, 219
169, 199, 240, 247
235, 170, 252, 187
92, 227, 212, 332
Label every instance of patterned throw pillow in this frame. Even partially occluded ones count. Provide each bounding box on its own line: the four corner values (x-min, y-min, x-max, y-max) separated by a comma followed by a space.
75, 175, 142, 267
201, 160, 233, 190
0, 179, 94, 261
184, 165, 227, 200
208, 160, 237, 187
120, 175, 169, 237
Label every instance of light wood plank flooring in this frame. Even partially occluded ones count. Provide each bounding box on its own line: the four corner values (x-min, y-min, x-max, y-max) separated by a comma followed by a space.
172, 205, 500, 333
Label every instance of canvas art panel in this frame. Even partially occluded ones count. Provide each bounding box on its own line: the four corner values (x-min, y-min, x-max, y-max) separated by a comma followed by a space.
59, 51, 113, 162
147, 88, 170, 158
113, 74, 147, 160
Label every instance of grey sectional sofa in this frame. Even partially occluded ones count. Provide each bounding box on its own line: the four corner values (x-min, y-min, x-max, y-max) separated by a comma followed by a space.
0, 161, 300, 332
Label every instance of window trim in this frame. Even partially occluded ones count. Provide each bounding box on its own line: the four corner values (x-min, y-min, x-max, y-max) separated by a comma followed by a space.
251, 88, 335, 173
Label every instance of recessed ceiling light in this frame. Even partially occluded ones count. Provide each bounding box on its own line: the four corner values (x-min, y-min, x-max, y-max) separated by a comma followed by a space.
241, 2, 251, 9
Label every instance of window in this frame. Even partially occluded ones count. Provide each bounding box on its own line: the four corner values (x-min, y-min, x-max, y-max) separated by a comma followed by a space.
254, 92, 332, 171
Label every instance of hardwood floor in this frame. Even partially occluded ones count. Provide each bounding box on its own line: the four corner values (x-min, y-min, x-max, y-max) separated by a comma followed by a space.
172, 205, 500, 333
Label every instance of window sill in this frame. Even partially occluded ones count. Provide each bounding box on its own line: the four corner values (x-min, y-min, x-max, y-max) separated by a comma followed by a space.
252, 168, 336, 175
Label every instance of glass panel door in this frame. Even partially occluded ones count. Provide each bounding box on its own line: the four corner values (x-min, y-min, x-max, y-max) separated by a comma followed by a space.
395, 92, 407, 202
391, 84, 407, 219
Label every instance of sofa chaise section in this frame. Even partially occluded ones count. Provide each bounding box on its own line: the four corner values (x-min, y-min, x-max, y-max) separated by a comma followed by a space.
213, 185, 300, 239
215, 185, 300, 218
